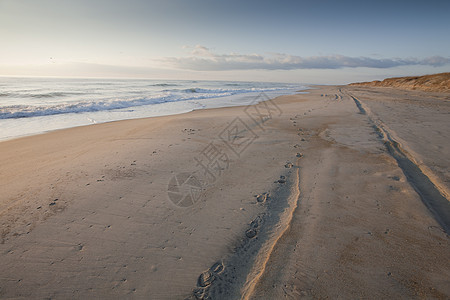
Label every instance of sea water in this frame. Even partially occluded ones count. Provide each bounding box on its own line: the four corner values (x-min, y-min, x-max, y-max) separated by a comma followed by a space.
0, 77, 305, 141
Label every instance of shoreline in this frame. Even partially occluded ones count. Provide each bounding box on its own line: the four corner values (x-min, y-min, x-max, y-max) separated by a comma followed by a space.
1, 86, 449, 299
0, 77, 303, 143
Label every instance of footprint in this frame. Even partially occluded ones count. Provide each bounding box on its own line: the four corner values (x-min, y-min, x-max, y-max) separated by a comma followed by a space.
255, 192, 269, 203
246, 216, 262, 238
246, 229, 257, 238
193, 287, 207, 299
250, 216, 262, 229
278, 175, 286, 184
198, 270, 214, 287
193, 262, 225, 299
296, 153, 303, 158
183, 128, 196, 135
389, 175, 400, 181
285, 162, 293, 168
210, 262, 224, 274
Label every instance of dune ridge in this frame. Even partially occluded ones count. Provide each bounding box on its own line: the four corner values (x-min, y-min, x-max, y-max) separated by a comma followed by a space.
349, 72, 450, 92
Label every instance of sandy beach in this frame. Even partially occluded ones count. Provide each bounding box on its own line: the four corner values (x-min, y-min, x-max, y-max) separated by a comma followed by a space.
0, 86, 449, 299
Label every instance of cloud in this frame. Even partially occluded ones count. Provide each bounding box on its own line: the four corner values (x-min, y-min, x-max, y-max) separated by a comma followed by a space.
162, 46, 450, 71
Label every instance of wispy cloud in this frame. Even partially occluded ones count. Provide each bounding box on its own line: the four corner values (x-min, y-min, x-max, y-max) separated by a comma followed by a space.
163, 45, 450, 71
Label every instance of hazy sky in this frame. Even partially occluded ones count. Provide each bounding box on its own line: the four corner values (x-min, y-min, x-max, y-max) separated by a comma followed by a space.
1, 0, 449, 83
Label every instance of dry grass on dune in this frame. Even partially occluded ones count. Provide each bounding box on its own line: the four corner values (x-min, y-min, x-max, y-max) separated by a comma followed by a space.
349, 72, 450, 92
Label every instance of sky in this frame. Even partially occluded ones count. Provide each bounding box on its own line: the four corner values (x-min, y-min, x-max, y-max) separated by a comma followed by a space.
0, 0, 449, 84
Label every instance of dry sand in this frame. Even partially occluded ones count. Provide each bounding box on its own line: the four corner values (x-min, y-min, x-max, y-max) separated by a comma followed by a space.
0, 86, 449, 299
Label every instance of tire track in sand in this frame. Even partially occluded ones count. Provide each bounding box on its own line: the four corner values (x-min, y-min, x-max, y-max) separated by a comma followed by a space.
348, 92, 450, 233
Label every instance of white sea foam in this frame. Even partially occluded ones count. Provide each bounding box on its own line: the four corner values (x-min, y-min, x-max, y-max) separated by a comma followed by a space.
0, 78, 306, 141
0, 87, 291, 119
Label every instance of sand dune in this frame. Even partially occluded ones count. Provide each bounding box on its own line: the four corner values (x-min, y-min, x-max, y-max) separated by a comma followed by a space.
0, 86, 449, 299
349, 72, 450, 93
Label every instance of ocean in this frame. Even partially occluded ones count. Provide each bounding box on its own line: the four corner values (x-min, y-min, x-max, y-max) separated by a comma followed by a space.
0, 77, 305, 141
